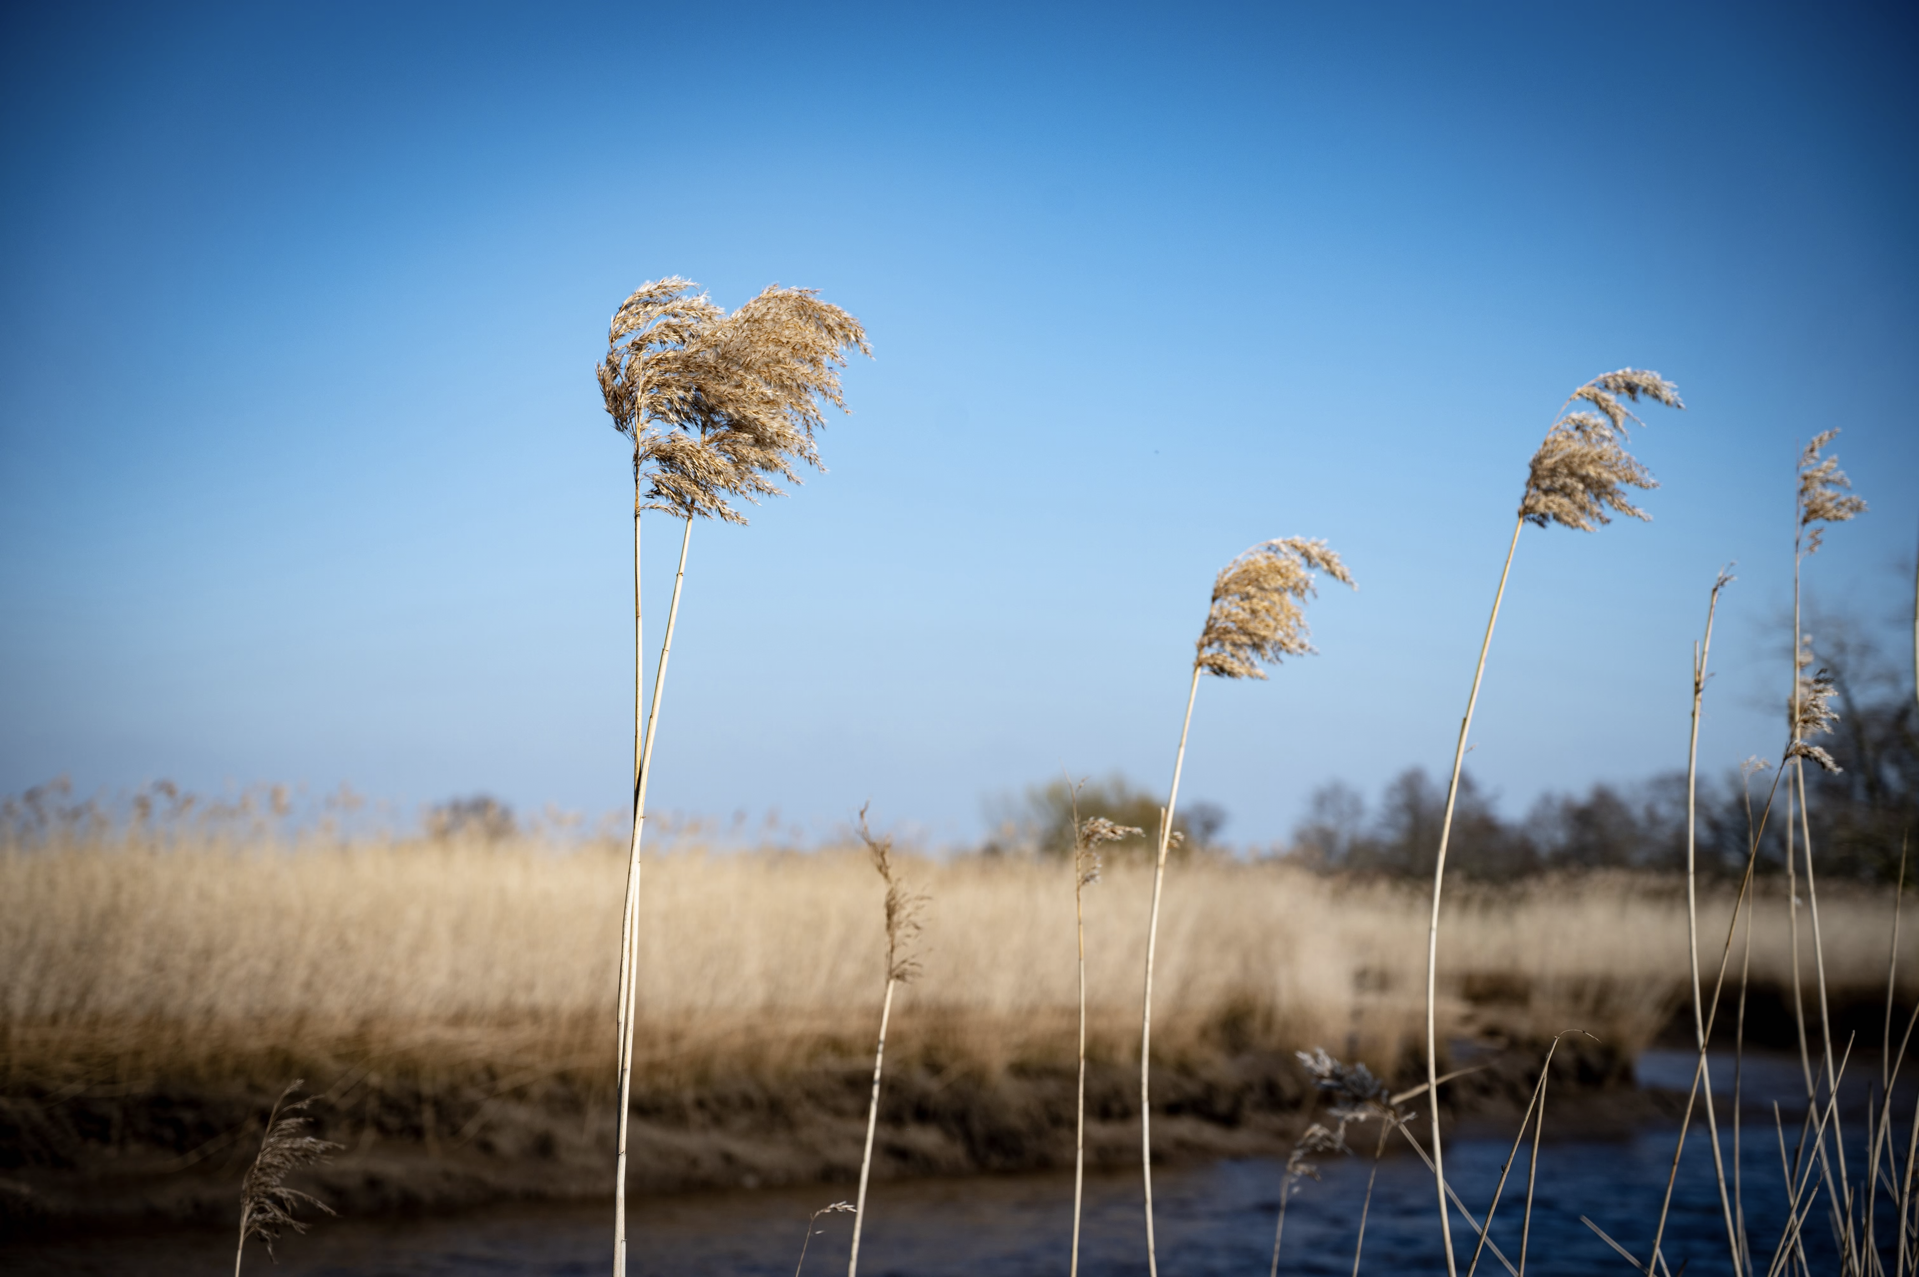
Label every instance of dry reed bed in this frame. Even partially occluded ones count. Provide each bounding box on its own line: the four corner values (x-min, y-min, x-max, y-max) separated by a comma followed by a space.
2, 840, 1909, 1090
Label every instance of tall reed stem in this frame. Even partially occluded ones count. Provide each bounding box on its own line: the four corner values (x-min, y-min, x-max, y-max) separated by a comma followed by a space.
1140, 663, 1201, 1277
1648, 570, 1739, 1273
1072, 852, 1090, 1277
847, 976, 896, 1277
1789, 485, 1852, 1256
612, 512, 692, 1277
1425, 513, 1523, 1277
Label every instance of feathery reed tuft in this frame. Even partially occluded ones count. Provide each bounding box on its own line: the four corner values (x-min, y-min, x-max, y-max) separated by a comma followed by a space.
1796, 428, 1868, 555
1294, 1048, 1412, 1275
1076, 816, 1142, 889
1195, 538, 1355, 679
598, 279, 870, 525
794, 1201, 855, 1277
233, 1082, 339, 1276
862, 809, 925, 986
1518, 369, 1682, 531
1787, 656, 1843, 774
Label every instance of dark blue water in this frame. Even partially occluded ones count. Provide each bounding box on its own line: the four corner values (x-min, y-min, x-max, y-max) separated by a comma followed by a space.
8, 1051, 1899, 1276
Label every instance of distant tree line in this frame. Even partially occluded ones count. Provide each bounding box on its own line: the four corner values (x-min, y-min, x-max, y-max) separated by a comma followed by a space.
1291, 608, 1915, 882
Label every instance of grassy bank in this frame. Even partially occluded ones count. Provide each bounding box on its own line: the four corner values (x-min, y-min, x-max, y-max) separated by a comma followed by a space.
1, 838, 1909, 1223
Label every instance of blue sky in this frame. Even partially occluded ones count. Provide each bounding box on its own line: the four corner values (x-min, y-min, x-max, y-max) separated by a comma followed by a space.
2, 1, 1914, 846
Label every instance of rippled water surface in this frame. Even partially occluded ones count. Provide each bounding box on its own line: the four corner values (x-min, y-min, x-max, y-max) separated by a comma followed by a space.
10, 1051, 1896, 1275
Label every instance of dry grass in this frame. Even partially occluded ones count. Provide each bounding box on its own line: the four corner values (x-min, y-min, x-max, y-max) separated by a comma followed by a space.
3, 838, 1911, 1094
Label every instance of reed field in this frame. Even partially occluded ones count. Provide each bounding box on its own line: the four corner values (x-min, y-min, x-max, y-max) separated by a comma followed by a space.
3, 836, 1908, 1093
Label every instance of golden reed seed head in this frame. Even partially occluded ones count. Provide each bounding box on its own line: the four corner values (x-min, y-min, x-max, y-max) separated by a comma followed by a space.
237, 1083, 339, 1261
596, 278, 871, 524
1194, 537, 1355, 680
1074, 816, 1143, 888
1797, 429, 1867, 556
856, 805, 925, 984
1519, 368, 1683, 531
1787, 652, 1843, 773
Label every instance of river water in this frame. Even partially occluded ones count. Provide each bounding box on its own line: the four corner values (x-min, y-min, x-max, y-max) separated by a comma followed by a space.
9, 1050, 1899, 1275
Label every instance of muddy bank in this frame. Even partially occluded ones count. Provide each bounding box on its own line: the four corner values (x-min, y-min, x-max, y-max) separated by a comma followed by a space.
1, 1031, 1670, 1237
16, 970, 1900, 1236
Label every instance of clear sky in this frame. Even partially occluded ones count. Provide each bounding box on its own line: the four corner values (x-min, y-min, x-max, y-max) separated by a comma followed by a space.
2, 1, 1914, 847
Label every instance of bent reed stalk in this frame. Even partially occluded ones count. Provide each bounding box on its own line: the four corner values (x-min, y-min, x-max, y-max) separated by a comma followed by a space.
848, 809, 924, 1277
1421, 370, 1681, 1274
1645, 568, 1740, 1273
1068, 784, 1139, 1277
596, 277, 869, 1277
1138, 538, 1352, 1277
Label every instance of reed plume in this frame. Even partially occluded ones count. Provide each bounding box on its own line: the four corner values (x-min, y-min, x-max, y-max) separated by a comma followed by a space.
597, 277, 869, 1277
1140, 537, 1353, 1277
848, 807, 924, 1277
1780, 428, 1867, 1254
1294, 1049, 1413, 1277
1068, 792, 1140, 1277
1422, 369, 1680, 1275
794, 1201, 855, 1277
233, 1082, 339, 1277
1268, 1114, 1345, 1277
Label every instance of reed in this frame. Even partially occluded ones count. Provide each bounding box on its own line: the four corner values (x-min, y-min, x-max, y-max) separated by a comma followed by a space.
1139, 537, 1352, 1277
1642, 567, 1742, 1272
1066, 788, 1140, 1277
1421, 369, 1681, 1275
794, 1200, 854, 1277
596, 277, 868, 1276
847, 809, 923, 1277
233, 1082, 338, 1277
1464, 1032, 1578, 1277
1780, 429, 1867, 1265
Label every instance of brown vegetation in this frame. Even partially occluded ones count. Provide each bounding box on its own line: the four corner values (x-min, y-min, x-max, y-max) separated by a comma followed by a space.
2, 835, 1912, 1227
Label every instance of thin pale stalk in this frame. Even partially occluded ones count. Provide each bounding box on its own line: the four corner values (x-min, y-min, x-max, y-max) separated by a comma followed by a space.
1767, 1040, 1854, 1277
612, 513, 692, 1277
1650, 755, 1796, 1273
1519, 1055, 1550, 1277
1774, 1103, 1807, 1277
1072, 872, 1088, 1277
234, 1208, 246, 1277
1871, 844, 1908, 1266
1351, 1124, 1390, 1277
1426, 513, 1524, 1277
847, 977, 897, 1277
1392, 1119, 1519, 1277
1140, 662, 1201, 1277
1874, 996, 1919, 1277
1676, 583, 1742, 1268
1900, 1090, 1919, 1277
1737, 883, 1756, 1274
1790, 513, 1816, 1102
1468, 1036, 1565, 1277
1797, 759, 1851, 1167
614, 479, 645, 1100
1789, 794, 1814, 1098
1269, 1188, 1293, 1277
